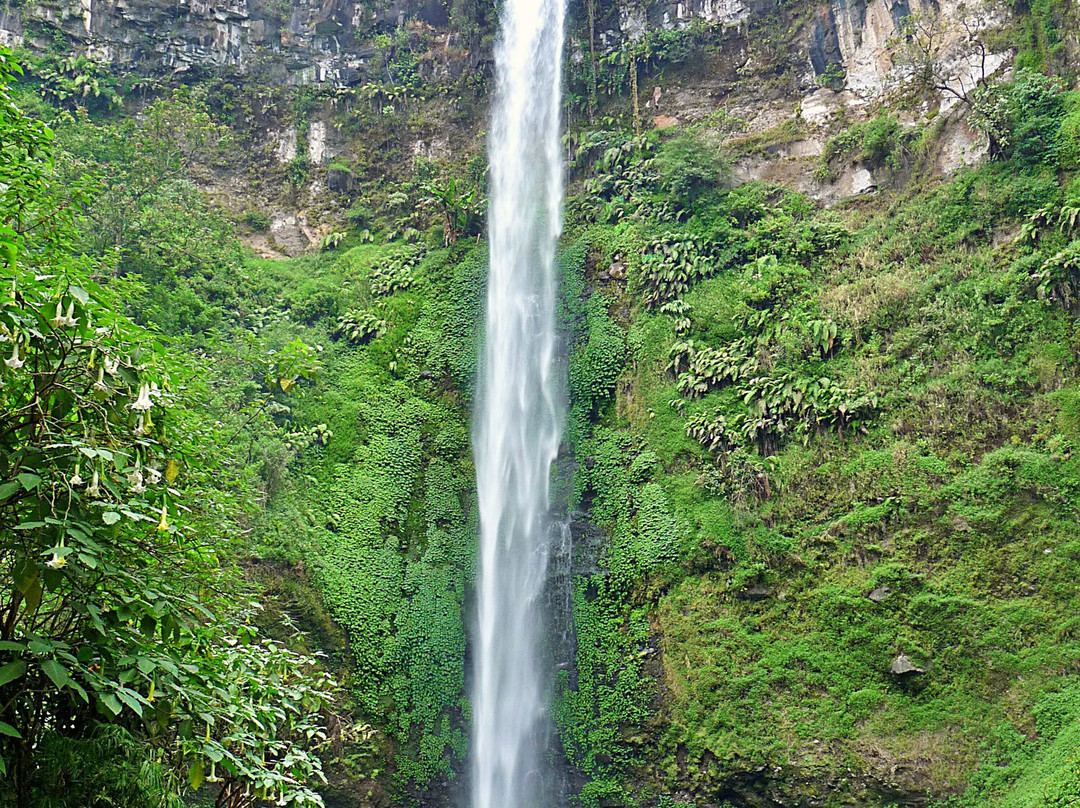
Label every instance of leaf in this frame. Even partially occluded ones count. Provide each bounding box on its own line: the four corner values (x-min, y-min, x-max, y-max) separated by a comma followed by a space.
68, 285, 89, 305
116, 688, 144, 716
17, 473, 41, 492
69, 679, 89, 703
165, 459, 179, 484
40, 659, 72, 690
0, 723, 21, 739
102, 512, 121, 525
23, 577, 42, 615
188, 759, 205, 790
100, 693, 122, 717
0, 661, 26, 688
0, 481, 20, 501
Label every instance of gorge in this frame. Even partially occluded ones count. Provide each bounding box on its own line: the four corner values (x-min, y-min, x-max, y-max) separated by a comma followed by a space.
0, 1, 1079, 808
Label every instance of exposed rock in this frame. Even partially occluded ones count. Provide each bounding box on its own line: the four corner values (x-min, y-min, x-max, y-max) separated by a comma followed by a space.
275, 126, 298, 164
739, 584, 772, 601
852, 167, 877, 195
653, 114, 680, 129
890, 654, 926, 676
326, 168, 354, 193
868, 586, 892, 603
0, 0, 474, 85
307, 120, 329, 165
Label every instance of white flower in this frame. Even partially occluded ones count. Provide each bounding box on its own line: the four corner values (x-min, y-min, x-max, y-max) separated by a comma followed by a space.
146, 467, 161, 485
4, 341, 23, 370
87, 470, 101, 498
70, 464, 84, 486
134, 415, 147, 436
62, 300, 77, 328
93, 366, 108, 392
127, 467, 144, 494
46, 553, 67, 570
130, 384, 152, 412
50, 301, 65, 328
103, 355, 119, 376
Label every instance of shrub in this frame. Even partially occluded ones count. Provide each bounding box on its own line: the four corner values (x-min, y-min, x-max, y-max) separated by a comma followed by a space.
346, 201, 374, 227
654, 130, 730, 208
242, 208, 271, 232
1059, 108, 1080, 170
569, 295, 626, 414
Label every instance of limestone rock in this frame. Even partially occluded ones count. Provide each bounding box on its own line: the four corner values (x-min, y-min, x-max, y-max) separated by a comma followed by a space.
868, 586, 892, 603
890, 654, 926, 676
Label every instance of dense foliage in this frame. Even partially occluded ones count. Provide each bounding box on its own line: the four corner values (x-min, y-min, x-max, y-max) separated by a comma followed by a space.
0, 50, 337, 808
1, 0, 1080, 805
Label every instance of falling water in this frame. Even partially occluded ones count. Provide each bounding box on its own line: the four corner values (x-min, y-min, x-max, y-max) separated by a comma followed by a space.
472, 0, 566, 807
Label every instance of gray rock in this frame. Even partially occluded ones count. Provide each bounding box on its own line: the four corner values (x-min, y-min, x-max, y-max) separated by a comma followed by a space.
739, 584, 771, 601
890, 654, 926, 676
868, 586, 892, 603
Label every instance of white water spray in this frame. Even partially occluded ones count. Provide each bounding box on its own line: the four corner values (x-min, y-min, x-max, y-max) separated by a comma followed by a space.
472, 0, 566, 807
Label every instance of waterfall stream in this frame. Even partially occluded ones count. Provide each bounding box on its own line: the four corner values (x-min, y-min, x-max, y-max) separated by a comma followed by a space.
471, 1, 566, 807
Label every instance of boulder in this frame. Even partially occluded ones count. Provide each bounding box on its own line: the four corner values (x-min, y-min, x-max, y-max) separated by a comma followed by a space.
890, 654, 926, 676
868, 586, 892, 603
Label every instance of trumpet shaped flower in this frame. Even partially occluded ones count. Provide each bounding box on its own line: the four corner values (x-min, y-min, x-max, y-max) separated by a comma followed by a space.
130, 383, 152, 412
4, 341, 23, 370
87, 470, 101, 498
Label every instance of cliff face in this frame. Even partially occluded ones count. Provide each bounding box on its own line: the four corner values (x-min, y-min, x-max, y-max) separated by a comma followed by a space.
0, 0, 1040, 101
0, 0, 459, 83
0, 0, 1053, 203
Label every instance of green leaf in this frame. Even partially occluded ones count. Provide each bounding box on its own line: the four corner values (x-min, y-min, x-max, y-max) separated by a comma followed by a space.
68, 285, 89, 305
188, 759, 205, 790
102, 512, 121, 525
17, 473, 41, 492
116, 689, 143, 716
0, 661, 26, 687
40, 659, 72, 690
100, 693, 122, 717
0, 722, 21, 739
23, 577, 42, 614
0, 481, 20, 501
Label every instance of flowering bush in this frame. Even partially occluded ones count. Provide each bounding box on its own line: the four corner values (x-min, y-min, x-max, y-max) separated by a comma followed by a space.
0, 48, 335, 808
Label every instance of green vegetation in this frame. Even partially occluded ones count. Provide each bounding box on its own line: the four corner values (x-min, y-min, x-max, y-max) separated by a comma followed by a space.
0, 50, 335, 808
2, 0, 1080, 804
551, 49, 1080, 808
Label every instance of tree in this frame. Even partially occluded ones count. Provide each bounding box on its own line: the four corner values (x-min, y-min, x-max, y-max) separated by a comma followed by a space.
892, 3, 997, 108
0, 48, 335, 808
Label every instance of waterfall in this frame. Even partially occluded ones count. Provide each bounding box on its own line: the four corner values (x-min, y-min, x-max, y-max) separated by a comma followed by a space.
471, 0, 566, 807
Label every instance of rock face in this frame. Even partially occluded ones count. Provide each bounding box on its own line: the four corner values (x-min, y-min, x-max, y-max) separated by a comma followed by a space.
0, 0, 459, 83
